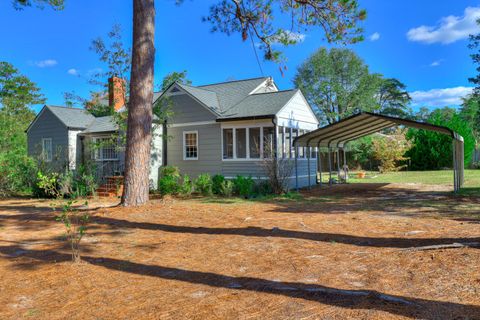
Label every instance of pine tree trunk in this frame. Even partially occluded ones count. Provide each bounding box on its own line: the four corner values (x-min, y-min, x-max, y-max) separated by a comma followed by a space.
121, 0, 155, 206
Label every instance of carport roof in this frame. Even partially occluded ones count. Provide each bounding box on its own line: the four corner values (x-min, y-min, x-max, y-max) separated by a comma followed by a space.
294, 112, 463, 148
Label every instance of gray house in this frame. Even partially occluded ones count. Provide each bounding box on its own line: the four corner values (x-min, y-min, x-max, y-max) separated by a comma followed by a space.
27, 76, 319, 189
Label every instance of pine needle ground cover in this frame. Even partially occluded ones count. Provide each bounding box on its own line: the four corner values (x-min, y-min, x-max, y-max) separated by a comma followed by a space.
0, 182, 479, 319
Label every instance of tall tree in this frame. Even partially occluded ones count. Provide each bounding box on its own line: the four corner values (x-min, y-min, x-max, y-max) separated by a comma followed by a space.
294, 47, 383, 124
377, 78, 411, 118
123, 1, 366, 206
0, 61, 45, 153
469, 18, 480, 96
460, 95, 480, 142
121, 0, 156, 206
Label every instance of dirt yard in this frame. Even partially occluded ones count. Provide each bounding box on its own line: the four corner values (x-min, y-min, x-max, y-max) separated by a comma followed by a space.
1, 183, 480, 319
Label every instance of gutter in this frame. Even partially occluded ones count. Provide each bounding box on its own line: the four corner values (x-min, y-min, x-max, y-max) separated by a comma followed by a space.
216, 114, 276, 122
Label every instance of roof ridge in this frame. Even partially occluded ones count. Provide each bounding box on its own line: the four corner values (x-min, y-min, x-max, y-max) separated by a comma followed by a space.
197, 76, 268, 87
47, 105, 87, 110
178, 82, 218, 94
250, 89, 297, 95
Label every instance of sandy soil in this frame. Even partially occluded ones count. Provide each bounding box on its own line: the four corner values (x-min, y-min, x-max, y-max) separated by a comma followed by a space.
1, 183, 479, 319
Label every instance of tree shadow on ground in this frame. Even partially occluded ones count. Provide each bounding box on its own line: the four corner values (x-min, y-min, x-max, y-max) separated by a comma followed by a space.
90, 216, 480, 249
0, 244, 478, 319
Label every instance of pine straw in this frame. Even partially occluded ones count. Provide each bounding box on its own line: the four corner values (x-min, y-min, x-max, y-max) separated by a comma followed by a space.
0, 183, 480, 319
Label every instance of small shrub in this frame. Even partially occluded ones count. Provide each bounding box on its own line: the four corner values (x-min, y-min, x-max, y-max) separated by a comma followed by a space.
35, 171, 61, 198
212, 174, 225, 194
158, 175, 180, 195
219, 180, 234, 197
195, 173, 213, 196
233, 175, 255, 198
55, 199, 89, 262
160, 166, 180, 179
179, 174, 193, 196
255, 180, 272, 196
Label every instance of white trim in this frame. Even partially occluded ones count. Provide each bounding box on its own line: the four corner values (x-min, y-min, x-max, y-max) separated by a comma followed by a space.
223, 175, 314, 180
169, 120, 217, 128
221, 122, 273, 129
183, 130, 198, 160
248, 77, 279, 95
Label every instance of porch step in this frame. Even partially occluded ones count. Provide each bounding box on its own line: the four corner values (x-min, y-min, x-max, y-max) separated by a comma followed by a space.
96, 176, 124, 198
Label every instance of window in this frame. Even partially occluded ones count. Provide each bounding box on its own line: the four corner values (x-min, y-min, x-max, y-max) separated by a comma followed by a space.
249, 127, 261, 159
183, 131, 198, 160
278, 126, 285, 158
263, 127, 274, 158
222, 126, 274, 160
93, 137, 119, 161
236, 128, 247, 158
298, 130, 305, 158
285, 128, 291, 158
223, 128, 233, 159
42, 138, 52, 162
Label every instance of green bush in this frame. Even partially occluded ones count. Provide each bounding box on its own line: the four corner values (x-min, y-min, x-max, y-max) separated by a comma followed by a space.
160, 166, 180, 179
0, 153, 37, 196
406, 109, 476, 170
195, 173, 213, 195
219, 180, 234, 197
34, 171, 61, 198
179, 174, 193, 196
254, 180, 272, 196
212, 174, 225, 194
158, 175, 180, 195
233, 175, 255, 198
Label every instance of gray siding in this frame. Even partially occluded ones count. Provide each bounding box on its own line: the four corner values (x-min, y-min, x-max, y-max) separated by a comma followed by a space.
168, 94, 217, 124
167, 123, 222, 177
27, 107, 69, 170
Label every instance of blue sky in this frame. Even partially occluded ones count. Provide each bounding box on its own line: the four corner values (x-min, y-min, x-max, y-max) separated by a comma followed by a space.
0, 0, 479, 113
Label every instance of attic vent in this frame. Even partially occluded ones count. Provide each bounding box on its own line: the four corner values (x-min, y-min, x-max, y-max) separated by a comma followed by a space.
171, 87, 180, 93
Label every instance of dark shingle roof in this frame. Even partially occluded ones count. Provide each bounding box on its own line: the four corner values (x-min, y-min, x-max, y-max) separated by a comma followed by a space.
176, 83, 220, 113
219, 90, 298, 119
82, 116, 118, 134
46, 105, 95, 129
198, 77, 268, 111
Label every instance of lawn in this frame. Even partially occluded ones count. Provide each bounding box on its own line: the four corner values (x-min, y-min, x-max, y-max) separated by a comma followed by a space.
1, 183, 480, 319
318, 170, 480, 195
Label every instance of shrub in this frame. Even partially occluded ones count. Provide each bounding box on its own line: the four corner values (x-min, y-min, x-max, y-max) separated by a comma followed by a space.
35, 171, 61, 198
219, 180, 234, 197
195, 173, 213, 195
255, 180, 272, 196
158, 175, 180, 195
233, 175, 255, 198
0, 153, 37, 196
372, 129, 411, 173
179, 174, 193, 196
160, 166, 180, 179
212, 174, 225, 194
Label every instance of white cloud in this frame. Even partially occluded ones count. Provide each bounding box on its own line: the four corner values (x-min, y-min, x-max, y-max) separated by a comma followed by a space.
67, 68, 79, 76
429, 59, 444, 67
34, 59, 58, 68
410, 86, 473, 106
271, 30, 306, 45
369, 32, 380, 41
407, 6, 480, 44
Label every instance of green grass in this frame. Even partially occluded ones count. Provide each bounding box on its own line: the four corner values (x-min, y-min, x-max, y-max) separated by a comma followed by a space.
344, 170, 480, 187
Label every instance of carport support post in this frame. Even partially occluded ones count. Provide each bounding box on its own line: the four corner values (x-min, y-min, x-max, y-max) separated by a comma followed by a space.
328, 147, 332, 185
318, 143, 322, 187
294, 142, 299, 191
307, 142, 311, 189
336, 149, 341, 177
452, 139, 458, 193
343, 147, 348, 183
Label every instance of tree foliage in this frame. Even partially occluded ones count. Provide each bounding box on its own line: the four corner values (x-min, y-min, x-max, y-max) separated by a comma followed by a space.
294, 47, 388, 124
12, 0, 64, 10
460, 95, 480, 142
0, 61, 45, 195
406, 108, 476, 170
202, 0, 366, 63
377, 78, 411, 118
372, 130, 411, 173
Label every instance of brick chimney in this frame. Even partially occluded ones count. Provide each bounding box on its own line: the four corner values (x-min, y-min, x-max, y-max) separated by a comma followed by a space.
108, 76, 126, 111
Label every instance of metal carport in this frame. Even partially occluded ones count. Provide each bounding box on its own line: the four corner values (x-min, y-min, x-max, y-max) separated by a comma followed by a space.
293, 112, 465, 192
